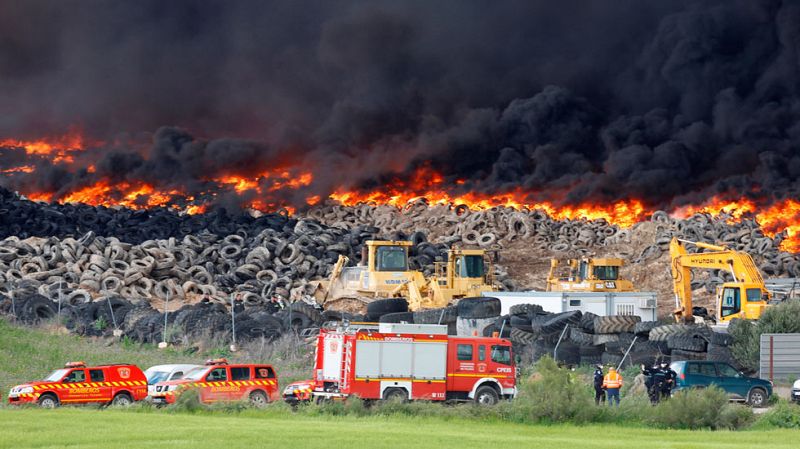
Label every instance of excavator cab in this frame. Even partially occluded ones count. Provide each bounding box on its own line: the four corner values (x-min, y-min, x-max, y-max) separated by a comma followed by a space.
717, 282, 770, 323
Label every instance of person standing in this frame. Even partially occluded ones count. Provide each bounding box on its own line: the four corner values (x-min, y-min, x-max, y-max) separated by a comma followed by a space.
641, 363, 658, 404
659, 362, 677, 400
603, 366, 623, 407
593, 364, 606, 405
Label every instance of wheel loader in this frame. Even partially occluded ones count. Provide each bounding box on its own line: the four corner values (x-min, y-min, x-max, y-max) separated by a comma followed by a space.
546, 257, 636, 292
314, 240, 498, 311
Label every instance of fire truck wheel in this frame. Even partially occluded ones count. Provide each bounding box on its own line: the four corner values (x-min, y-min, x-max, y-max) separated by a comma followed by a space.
38, 394, 59, 408
474, 386, 499, 406
382, 388, 408, 402
111, 393, 133, 407
249, 390, 269, 408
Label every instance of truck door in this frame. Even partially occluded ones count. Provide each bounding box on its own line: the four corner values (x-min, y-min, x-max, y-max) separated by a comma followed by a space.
448, 341, 476, 392
61, 369, 88, 403
89, 368, 112, 402
203, 367, 229, 402
229, 366, 251, 401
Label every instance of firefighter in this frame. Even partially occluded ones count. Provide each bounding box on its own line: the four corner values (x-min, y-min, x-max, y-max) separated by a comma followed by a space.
659, 362, 677, 400
602, 366, 623, 407
641, 363, 658, 404
593, 364, 606, 405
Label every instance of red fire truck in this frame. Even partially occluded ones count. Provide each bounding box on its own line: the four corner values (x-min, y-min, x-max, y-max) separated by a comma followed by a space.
285, 323, 516, 405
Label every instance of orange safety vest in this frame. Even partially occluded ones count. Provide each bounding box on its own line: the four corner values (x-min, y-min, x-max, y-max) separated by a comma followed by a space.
603, 371, 622, 389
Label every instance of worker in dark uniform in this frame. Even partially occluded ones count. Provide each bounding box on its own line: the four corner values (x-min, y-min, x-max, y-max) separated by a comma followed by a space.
651, 362, 669, 404
641, 363, 658, 405
593, 364, 606, 405
659, 362, 677, 400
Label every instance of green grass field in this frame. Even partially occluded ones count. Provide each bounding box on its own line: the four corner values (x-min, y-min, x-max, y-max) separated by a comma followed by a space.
0, 408, 797, 449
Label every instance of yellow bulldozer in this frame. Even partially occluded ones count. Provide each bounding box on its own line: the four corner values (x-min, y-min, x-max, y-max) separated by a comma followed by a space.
316, 240, 498, 311
546, 257, 636, 292
670, 237, 772, 324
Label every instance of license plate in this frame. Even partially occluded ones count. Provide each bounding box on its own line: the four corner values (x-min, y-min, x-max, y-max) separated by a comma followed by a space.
153, 397, 166, 403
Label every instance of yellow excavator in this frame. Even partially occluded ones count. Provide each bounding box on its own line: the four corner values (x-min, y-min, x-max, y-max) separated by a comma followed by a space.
670, 237, 771, 324
317, 240, 497, 311
546, 257, 636, 292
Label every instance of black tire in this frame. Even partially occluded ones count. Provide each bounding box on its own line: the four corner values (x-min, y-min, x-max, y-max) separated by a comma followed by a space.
249, 390, 269, 408
509, 303, 544, 317
706, 344, 736, 365
474, 385, 499, 405
290, 302, 322, 323
509, 314, 533, 332
457, 297, 501, 319
648, 324, 701, 342
667, 336, 707, 352
412, 306, 457, 324
284, 311, 314, 331
38, 393, 59, 408
379, 312, 414, 323
382, 388, 407, 402
568, 328, 595, 347
709, 331, 734, 346
540, 311, 582, 335
579, 312, 598, 333
601, 352, 623, 366
111, 392, 133, 407
366, 298, 408, 321
633, 321, 659, 337
18, 294, 57, 324
747, 388, 768, 408
605, 333, 636, 354
670, 349, 707, 361
510, 327, 536, 345
593, 315, 641, 334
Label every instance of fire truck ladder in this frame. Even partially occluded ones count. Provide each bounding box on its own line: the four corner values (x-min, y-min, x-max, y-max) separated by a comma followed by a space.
340, 341, 352, 392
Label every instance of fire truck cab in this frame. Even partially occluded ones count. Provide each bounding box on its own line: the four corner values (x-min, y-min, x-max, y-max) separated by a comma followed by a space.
292, 323, 516, 405
7, 361, 148, 408
150, 358, 279, 407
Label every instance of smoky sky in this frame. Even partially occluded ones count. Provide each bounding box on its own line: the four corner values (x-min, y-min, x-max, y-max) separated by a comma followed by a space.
1, 0, 800, 209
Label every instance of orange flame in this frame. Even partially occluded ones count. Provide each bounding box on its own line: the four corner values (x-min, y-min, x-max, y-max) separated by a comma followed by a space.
0, 132, 87, 164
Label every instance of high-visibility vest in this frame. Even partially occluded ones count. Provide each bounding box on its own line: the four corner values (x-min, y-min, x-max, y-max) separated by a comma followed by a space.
603, 372, 622, 389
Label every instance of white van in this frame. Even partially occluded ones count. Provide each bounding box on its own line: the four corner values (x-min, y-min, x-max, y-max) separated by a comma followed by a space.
144, 364, 202, 396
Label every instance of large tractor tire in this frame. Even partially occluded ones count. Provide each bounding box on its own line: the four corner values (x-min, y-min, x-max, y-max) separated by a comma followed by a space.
593, 315, 641, 334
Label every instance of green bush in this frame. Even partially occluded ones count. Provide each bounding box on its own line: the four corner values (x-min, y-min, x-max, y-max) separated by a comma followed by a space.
731, 300, 800, 372
509, 357, 600, 424
755, 402, 800, 429
644, 387, 753, 430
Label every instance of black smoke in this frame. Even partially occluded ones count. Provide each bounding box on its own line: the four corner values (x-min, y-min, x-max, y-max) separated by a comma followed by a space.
1, 0, 799, 209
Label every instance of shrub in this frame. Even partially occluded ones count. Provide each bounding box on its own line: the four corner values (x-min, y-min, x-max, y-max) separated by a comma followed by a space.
731, 300, 800, 372
755, 402, 800, 429
645, 387, 753, 430
510, 357, 600, 423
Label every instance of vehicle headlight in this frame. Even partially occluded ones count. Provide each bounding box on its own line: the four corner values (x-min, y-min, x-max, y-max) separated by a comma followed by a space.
18, 387, 33, 394
283, 385, 297, 394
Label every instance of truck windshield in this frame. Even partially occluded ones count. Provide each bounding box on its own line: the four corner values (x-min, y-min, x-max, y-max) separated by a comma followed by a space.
376, 246, 408, 271
491, 345, 512, 365
183, 367, 210, 380
43, 369, 69, 382
145, 370, 171, 385
593, 266, 619, 280
458, 255, 484, 278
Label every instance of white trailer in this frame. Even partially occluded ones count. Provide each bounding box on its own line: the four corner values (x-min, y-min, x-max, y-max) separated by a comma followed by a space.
483, 291, 657, 321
